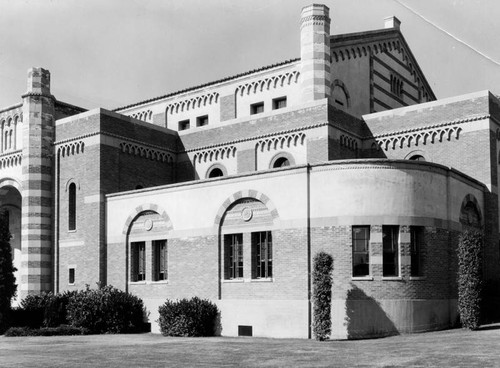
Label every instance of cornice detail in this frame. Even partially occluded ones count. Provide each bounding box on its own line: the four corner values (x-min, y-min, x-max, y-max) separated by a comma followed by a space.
166, 92, 219, 115
120, 142, 174, 163
193, 146, 236, 164
235, 70, 300, 97
256, 132, 305, 152
0, 151, 22, 169
374, 125, 462, 151
58, 140, 84, 157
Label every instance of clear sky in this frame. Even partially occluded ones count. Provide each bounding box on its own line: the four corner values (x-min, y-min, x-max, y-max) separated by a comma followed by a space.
0, 0, 499, 110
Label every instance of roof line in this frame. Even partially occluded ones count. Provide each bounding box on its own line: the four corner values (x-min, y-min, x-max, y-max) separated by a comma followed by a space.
113, 58, 300, 112
330, 28, 436, 100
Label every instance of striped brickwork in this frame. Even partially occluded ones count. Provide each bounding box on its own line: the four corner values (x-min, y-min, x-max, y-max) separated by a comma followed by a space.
300, 4, 331, 102
20, 68, 55, 297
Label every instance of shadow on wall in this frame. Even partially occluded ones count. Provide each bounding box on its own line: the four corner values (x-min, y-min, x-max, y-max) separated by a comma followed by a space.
214, 312, 223, 336
344, 284, 398, 339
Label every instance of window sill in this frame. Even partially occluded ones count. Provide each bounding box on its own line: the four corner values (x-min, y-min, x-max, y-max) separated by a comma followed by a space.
382, 276, 403, 281
68, 283, 75, 286
68, 230, 77, 233
351, 276, 373, 281
409, 276, 426, 281
151, 280, 169, 284
222, 279, 244, 283
129, 281, 147, 285
251, 277, 273, 283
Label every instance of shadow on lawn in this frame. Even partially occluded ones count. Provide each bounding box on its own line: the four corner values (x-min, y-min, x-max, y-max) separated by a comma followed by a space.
344, 284, 398, 339
476, 323, 500, 331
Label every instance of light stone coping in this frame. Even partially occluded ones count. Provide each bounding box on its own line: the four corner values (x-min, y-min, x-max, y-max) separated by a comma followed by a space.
363, 90, 491, 120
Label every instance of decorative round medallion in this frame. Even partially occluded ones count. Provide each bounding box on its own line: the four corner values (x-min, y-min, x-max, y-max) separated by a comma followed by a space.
241, 207, 253, 222
144, 219, 153, 231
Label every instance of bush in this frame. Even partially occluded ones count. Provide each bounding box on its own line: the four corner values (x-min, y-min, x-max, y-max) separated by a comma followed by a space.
18, 293, 53, 328
44, 291, 78, 327
158, 297, 219, 337
66, 285, 145, 334
4, 325, 88, 337
458, 229, 483, 330
312, 252, 333, 341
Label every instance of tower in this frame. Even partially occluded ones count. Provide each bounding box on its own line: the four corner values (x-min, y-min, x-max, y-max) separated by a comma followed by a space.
300, 4, 332, 102
20, 67, 55, 297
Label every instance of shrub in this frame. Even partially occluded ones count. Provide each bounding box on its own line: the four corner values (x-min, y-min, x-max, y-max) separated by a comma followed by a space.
4, 325, 88, 337
18, 293, 53, 328
44, 291, 78, 327
0, 210, 16, 333
457, 229, 483, 330
158, 297, 219, 337
66, 285, 145, 334
312, 252, 333, 341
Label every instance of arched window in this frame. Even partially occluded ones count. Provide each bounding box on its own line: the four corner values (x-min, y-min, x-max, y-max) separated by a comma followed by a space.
68, 183, 76, 231
270, 153, 295, 169
208, 168, 224, 178
273, 157, 290, 168
409, 155, 425, 161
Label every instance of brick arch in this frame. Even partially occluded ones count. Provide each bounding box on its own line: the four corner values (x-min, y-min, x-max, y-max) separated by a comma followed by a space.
214, 190, 279, 227
269, 151, 295, 169
122, 203, 173, 235
0, 178, 22, 192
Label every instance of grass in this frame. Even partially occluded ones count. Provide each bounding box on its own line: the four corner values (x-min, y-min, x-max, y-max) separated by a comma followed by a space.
1, 324, 500, 367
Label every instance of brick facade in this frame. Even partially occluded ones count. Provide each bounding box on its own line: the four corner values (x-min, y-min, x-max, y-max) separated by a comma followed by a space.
1, 3, 500, 340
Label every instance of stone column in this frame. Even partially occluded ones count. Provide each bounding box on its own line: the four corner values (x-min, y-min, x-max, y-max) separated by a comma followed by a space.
20, 67, 55, 298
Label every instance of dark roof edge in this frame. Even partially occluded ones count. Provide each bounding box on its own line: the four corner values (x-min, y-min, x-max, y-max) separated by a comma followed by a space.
113, 58, 300, 112
55, 100, 88, 112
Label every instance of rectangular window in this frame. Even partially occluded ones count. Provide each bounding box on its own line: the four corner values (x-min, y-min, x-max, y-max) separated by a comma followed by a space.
196, 115, 209, 127
250, 102, 264, 115
252, 231, 272, 279
410, 226, 424, 277
68, 183, 76, 231
383, 225, 399, 277
131, 241, 146, 282
153, 240, 168, 281
352, 226, 370, 277
225, 234, 243, 279
178, 119, 190, 131
272, 97, 287, 110
68, 268, 75, 285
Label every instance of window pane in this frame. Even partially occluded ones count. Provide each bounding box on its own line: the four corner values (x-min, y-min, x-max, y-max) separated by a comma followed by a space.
410, 227, 423, 276
225, 234, 243, 279
352, 226, 370, 276
68, 183, 76, 231
252, 231, 272, 279
383, 226, 399, 276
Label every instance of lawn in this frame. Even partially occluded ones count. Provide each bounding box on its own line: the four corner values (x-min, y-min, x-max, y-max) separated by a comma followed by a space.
1, 324, 500, 367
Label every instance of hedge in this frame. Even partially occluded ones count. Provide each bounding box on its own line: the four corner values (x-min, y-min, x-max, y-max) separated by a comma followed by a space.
312, 252, 334, 341
457, 229, 483, 330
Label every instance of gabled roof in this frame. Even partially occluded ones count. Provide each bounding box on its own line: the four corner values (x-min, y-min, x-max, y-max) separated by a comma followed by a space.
330, 28, 436, 101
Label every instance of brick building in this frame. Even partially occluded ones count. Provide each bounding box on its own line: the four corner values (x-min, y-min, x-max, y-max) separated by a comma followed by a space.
1, 4, 499, 338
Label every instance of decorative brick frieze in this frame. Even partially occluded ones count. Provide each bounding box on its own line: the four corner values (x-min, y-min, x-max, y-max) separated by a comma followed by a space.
166, 92, 219, 115
119, 142, 173, 163
58, 141, 84, 157
0, 150, 22, 168
255, 132, 305, 152
193, 146, 236, 164
235, 70, 300, 97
